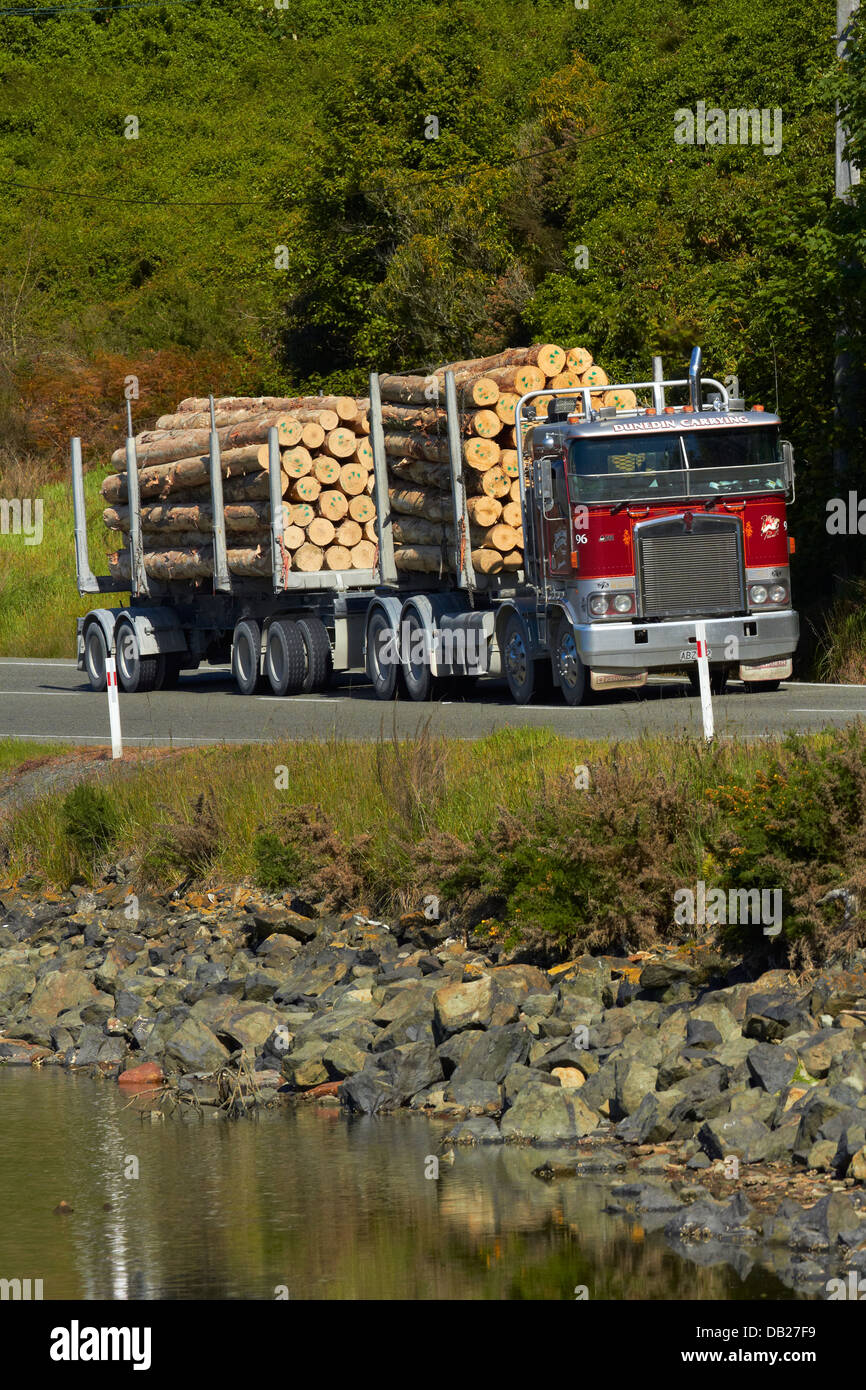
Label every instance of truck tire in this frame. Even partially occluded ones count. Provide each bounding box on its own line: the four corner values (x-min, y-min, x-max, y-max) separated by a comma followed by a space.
265, 618, 306, 696
687, 665, 729, 696
502, 613, 537, 705
400, 607, 442, 702
366, 608, 405, 700
554, 622, 589, 707
232, 618, 264, 695
115, 620, 162, 693
296, 616, 332, 693
84, 623, 109, 693
161, 655, 184, 689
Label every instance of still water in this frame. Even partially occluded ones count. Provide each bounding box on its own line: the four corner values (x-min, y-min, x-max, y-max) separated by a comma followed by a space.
0, 1069, 797, 1300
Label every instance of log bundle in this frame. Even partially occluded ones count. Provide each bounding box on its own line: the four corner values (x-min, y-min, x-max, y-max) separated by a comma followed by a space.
378, 342, 610, 575
100, 344, 614, 581
101, 396, 377, 579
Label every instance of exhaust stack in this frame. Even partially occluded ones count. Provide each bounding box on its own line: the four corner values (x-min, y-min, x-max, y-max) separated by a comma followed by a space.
688, 346, 703, 412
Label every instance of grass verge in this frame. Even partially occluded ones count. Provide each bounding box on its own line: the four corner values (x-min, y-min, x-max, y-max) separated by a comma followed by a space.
1, 723, 864, 969
0, 468, 127, 658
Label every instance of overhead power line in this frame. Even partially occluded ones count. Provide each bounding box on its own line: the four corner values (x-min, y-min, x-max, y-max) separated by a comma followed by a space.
0, 0, 205, 14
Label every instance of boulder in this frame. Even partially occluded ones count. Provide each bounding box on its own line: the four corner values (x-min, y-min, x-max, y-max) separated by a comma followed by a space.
28, 969, 100, 1021
500, 1081, 598, 1143
446, 1024, 530, 1085
746, 1042, 798, 1094
612, 1057, 658, 1119
433, 975, 497, 1036
161, 1015, 231, 1074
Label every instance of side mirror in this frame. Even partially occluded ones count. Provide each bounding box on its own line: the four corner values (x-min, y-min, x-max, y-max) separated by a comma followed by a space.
538, 458, 553, 510
780, 440, 795, 504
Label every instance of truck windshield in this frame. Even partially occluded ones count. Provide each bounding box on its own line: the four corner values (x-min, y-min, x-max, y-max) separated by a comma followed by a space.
566, 426, 788, 505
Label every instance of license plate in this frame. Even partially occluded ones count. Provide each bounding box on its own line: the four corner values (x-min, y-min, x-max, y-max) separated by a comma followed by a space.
679, 649, 712, 662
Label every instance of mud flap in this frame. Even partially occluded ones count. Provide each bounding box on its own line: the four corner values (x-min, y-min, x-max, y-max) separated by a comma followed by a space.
739, 658, 792, 682
590, 669, 648, 692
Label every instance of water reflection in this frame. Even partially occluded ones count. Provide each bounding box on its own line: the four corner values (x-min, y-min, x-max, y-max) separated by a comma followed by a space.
0, 1071, 796, 1300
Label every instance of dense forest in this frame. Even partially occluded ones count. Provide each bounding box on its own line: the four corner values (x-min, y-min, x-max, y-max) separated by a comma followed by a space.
0, 0, 863, 651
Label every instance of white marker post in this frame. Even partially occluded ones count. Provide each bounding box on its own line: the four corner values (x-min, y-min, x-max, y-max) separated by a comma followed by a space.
105, 655, 123, 760
694, 621, 714, 742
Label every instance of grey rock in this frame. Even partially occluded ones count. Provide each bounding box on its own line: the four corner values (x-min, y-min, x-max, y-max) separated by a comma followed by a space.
500, 1081, 598, 1143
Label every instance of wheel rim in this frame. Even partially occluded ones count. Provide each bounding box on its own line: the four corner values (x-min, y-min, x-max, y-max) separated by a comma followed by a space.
558, 629, 580, 691
505, 628, 527, 688
117, 627, 136, 683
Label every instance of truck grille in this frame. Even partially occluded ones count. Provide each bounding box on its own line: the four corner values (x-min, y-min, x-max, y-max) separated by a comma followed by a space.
635, 514, 744, 619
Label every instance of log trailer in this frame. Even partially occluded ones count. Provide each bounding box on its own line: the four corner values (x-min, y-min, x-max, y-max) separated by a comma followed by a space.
71, 348, 799, 705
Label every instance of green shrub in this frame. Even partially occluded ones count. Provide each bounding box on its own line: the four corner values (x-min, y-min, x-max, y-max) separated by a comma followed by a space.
253, 832, 304, 893
61, 783, 119, 864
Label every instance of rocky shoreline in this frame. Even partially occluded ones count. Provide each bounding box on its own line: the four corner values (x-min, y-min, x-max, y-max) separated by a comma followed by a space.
2, 870, 866, 1298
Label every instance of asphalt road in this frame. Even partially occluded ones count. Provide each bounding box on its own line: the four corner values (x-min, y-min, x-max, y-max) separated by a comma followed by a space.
1, 659, 865, 746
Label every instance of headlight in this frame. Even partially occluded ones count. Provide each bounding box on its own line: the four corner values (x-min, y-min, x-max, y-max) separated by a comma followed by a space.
768, 584, 788, 604
588, 594, 610, 616
749, 584, 768, 605
613, 593, 634, 613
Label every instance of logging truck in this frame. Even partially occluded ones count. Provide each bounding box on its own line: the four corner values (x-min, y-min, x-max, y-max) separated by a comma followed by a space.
71, 347, 799, 705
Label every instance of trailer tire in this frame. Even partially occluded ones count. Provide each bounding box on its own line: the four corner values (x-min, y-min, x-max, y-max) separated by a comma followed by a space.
400, 607, 449, 702
232, 618, 264, 695
296, 617, 332, 693
115, 620, 162, 693
553, 622, 589, 707
265, 618, 306, 697
161, 655, 184, 689
502, 613, 537, 705
84, 623, 109, 693
366, 608, 405, 700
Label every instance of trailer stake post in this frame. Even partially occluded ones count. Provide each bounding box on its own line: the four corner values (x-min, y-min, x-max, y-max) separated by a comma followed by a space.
208, 395, 232, 592
268, 425, 286, 592
444, 370, 475, 594
125, 401, 148, 597
369, 372, 397, 585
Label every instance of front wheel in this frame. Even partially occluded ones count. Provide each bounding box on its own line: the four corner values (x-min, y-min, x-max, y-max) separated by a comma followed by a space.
554, 623, 589, 707
502, 614, 536, 705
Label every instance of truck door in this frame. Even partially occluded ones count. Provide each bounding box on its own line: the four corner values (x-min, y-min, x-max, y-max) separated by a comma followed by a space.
543, 458, 573, 577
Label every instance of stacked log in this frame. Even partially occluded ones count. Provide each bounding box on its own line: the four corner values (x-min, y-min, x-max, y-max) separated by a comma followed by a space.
101, 396, 378, 580
379, 342, 606, 575
101, 345, 617, 582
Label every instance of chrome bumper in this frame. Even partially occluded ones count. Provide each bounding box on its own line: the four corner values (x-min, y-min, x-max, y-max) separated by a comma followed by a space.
576, 610, 799, 672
